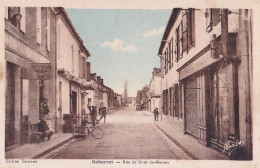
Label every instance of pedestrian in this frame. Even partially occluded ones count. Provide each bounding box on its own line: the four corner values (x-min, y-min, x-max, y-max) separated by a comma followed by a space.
153, 108, 157, 121
46, 114, 54, 132
38, 114, 54, 141
90, 106, 97, 128
100, 107, 107, 123
155, 107, 159, 121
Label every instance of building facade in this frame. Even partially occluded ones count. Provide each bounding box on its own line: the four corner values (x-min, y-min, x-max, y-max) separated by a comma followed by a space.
5, 7, 56, 149
158, 8, 252, 159
55, 7, 91, 132
148, 68, 162, 112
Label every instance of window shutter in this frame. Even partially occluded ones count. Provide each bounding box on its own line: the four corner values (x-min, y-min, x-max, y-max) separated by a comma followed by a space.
80, 56, 86, 79
20, 7, 26, 33
212, 9, 221, 26
164, 50, 167, 73
170, 37, 173, 67
188, 8, 195, 50
168, 43, 171, 69
36, 7, 41, 44
178, 24, 183, 59
175, 29, 178, 62
182, 10, 188, 52
46, 9, 51, 51
206, 8, 212, 32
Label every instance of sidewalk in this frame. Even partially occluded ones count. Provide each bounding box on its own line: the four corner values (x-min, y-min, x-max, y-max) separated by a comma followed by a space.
5, 132, 73, 159
152, 114, 229, 160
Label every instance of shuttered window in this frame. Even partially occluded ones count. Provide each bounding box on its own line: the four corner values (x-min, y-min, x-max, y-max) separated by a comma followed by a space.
169, 44, 171, 69
164, 50, 167, 74
182, 9, 195, 54
178, 24, 183, 59
182, 11, 188, 52
36, 7, 41, 44
171, 37, 174, 67
79, 55, 86, 79
206, 8, 221, 32
175, 28, 179, 62
188, 9, 195, 50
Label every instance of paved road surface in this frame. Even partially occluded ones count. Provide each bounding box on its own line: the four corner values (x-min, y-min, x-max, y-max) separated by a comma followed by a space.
42, 106, 191, 159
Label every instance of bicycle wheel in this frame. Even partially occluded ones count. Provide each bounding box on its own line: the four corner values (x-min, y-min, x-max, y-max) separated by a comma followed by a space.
92, 127, 104, 139
73, 126, 85, 141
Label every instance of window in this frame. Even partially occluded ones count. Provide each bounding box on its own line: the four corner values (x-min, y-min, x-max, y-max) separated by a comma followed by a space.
206, 8, 221, 32
36, 7, 41, 44
182, 9, 195, 54
175, 28, 179, 62
178, 23, 183, 59
182, 11, 188, 52
8, 7, 24, 30
46, 9, 50, 51
79, 55, 86, 79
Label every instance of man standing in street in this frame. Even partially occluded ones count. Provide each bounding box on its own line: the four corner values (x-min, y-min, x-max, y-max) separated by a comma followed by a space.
153, 107, 159, 121
99, 107, 107, 123
153, 108, 157, 121
91, 106, 97, 128
156, 107, 159, 121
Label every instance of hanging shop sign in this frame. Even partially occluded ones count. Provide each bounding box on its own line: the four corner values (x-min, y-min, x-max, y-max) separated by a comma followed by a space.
29, 63, 52, 80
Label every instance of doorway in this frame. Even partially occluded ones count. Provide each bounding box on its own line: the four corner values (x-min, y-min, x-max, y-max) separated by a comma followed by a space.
71, 91, 77, 115
5, 62, 15, 147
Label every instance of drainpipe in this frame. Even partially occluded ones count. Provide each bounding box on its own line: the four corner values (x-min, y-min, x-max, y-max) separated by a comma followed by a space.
54, 9, 58, 133
240, 9, 252, 160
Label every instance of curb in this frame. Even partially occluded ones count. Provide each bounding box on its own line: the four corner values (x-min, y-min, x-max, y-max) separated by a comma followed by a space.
32, 136, 74, 159
154, 123, 198, 160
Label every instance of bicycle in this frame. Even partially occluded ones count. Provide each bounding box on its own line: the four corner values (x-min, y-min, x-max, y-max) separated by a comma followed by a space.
73, 119, 104, 141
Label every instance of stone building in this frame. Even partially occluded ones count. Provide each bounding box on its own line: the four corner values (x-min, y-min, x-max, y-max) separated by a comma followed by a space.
55, 7, 91, 132
5, 7, 56, 149
158, 8, 252, 159
148, 68, 162, 112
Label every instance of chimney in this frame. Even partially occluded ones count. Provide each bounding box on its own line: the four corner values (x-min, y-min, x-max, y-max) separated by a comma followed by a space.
97, 76, 101, 84
101, 78, 104, 85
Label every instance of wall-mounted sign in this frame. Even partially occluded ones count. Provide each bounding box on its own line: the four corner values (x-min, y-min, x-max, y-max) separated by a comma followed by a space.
29, 63, 52, 80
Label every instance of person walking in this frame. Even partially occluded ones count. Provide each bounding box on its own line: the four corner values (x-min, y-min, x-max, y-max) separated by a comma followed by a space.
99, 107, 107, 123
155, 107, 159, 121
90, 106, 97, 128
153, 108, 157, 121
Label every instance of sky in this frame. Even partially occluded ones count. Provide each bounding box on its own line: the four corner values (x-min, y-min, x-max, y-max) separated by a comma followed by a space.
66, 9, 172, 97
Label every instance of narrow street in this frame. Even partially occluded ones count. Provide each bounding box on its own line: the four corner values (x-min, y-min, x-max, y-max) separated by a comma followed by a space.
42, 106, 191, 159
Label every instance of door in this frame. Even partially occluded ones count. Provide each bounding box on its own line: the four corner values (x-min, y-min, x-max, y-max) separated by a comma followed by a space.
58, 81, 62, 131
209, 65, 230, 149
71, 91, 77, 115
184, 76, 199, 137
6, 62, 15, 147
174, 84, 179, 118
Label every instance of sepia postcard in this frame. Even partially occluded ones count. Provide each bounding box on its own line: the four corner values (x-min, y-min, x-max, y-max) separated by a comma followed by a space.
0, 0, 260, 168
